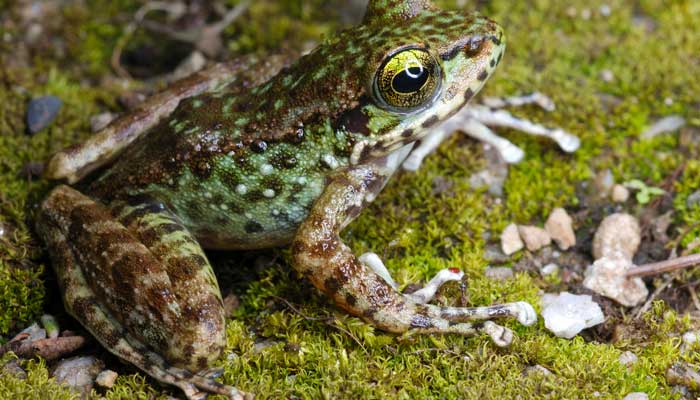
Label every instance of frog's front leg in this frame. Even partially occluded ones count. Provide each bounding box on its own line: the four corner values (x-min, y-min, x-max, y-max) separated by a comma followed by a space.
36, 186, 245, 400
292, 164, 536, 346
402, 93, 580, 171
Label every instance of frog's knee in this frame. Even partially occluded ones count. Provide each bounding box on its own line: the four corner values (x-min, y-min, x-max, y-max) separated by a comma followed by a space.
161, 300, 227, 371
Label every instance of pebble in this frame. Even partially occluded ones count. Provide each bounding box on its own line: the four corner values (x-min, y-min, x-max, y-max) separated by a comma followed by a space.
687, 190, 700, 208
622, 393, 648, 400
95, 369, 118, 389
641, 115, 686, 140
600, 69, 615, 82
619, 351, 639, 367
500, 223, 524, 255
541, 263, 560, 276
583, 257, 648, 307
52, 356, 104, 395
90, 112, 116, 132
26, 95, 62, 134
666, 362, 700, 390
518, 225, 552, 252
540, 292, 605, 339
593, 169, 615, 197
545, 208, 576, 251
484, 267, 514, 281
523, 365, 553, 377
592, 213, 641, 260
612, 184, 630, 203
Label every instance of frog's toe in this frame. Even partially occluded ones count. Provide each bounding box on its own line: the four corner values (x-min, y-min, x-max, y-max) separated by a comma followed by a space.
405, 268, 464, 304
514, 301, 538, 326
481, 321, 514, 347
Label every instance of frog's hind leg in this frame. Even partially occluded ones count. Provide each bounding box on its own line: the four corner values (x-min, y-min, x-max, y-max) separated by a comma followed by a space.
36, 185, 245, 400
293, 166, 537, 348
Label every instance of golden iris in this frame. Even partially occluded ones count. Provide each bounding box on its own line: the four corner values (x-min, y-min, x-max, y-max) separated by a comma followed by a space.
374, 48, 441, 111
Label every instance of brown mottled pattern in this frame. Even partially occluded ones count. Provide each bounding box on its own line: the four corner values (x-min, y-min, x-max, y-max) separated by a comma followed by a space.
39, 186, 224, 370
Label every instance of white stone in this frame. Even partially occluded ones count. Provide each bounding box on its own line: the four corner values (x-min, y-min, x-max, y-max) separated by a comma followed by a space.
500, 223, 524, 255
619, 351, 639, 367
52, 356, 103, 395
611, 184, 630, 203
484, 267, 514, 281
95, 370, 118, 388
545, 208, 576, 250
592, 213, 641, 260
518, 225, 552, 252
622, 393, 648, 400
540, 292, 605, 339
583, 257, 648, 307
541, 263, 560, 276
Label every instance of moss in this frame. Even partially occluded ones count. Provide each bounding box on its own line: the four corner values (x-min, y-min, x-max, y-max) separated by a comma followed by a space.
1, 0, 700, 398
0, 354, 79, 399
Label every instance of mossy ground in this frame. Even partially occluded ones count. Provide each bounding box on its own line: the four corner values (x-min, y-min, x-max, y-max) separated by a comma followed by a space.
1, 0, 700, 398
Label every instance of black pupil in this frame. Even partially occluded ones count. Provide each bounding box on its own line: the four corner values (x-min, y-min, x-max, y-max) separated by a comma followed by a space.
392, 65, 429, 94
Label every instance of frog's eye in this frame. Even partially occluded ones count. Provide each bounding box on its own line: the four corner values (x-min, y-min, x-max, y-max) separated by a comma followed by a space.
374, 48, 441, 111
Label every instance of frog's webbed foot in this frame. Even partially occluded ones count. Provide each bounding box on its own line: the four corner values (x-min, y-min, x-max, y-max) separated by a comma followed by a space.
293, 166, 537, 348
36, 185, 246, 399
402, 92, 580, 171
358, 253, 535, 346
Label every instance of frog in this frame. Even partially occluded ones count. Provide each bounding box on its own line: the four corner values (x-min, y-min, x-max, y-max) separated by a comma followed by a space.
36, 1, 540, 398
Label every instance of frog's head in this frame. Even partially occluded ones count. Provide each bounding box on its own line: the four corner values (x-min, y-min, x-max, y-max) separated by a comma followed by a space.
349, 0, 506, 163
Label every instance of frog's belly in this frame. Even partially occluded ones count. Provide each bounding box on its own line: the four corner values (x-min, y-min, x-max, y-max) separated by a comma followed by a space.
143, 170, 327, 251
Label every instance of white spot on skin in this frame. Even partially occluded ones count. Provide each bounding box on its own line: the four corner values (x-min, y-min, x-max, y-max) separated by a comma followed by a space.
220, 204, 229, 211
263, 189, 276, 198
236, 184, 247, 195
297, 177, 307, 184
321, 154, 339, 169
204, 192, 213, 199
272, 209, 280, 216
260, 164, 274, 175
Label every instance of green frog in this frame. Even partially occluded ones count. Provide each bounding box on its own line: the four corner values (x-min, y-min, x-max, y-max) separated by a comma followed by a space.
37, 1, 537, 398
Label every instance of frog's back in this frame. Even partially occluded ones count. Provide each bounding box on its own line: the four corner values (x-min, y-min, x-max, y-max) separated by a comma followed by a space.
87, 9, 500, 249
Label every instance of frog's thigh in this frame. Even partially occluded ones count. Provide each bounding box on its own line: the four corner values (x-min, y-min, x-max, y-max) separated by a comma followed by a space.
293, 168, 536, 345
37, 186, 236, 399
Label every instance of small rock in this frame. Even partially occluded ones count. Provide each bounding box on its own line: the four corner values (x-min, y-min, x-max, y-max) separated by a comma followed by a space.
483, 244, 510, 264
170, 51, 207, 82
52, 356, 103, 395
583, 257, 648, 307
2, 358, 27, 380
523, 365, 553, 377
667, 362, 700, 391
26, 95, 62, 134
95, 369, 118, 389
518, 225, 552, 252
611, 184, 630, 203
619, 351, 639, 367
687, 191, 700, 209
641, 115, 686, 140
623, 393, 649, 400
20, 322, 47, 341
484, 267, 514, 281
90, 112, 116, 132
500, 223, 524, 255
431, 176, 453, 195
541, 263, 560, 276
541, 292, 605, 339
600, 69, 615, 82
592, 213, 641, 260
593, 169, 615, 197
223, 293, 240, 318
545, 208, 576, 251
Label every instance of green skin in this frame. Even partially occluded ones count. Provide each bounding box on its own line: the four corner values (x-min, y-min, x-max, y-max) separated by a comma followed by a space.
37, 1, 534, 398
